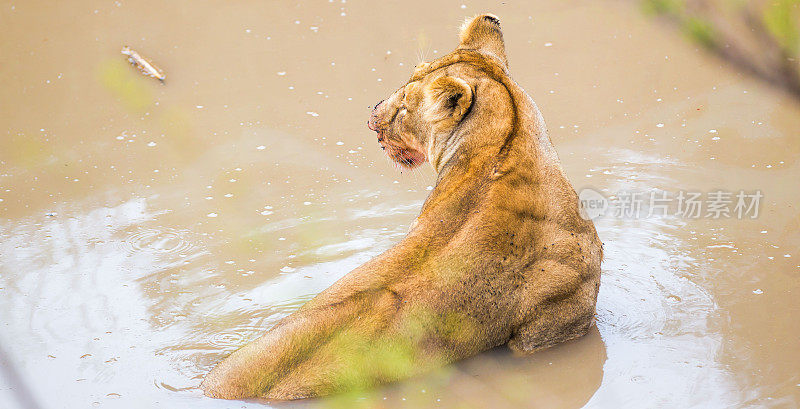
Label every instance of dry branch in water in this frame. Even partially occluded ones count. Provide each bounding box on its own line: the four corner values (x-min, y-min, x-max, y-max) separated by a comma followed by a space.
121, 45, 166, 82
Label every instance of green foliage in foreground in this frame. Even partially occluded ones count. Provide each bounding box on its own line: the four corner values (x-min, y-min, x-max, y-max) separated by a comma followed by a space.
763, 0, 800, 55
642, 0, 722, 49
642, 0, 800, 97
643, 0, 800, 57
99, 59, 153, 111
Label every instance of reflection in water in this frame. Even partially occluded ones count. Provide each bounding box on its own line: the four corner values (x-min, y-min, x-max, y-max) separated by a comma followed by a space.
0, 199, 175, 406
589, 218, 735, 407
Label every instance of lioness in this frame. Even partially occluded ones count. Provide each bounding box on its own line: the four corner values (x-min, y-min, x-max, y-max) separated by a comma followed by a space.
201, 14, 602, 400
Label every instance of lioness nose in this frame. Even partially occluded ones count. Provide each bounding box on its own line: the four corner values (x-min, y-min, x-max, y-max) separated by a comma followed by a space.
367, 100, 384, 132
367, 117, 378, 132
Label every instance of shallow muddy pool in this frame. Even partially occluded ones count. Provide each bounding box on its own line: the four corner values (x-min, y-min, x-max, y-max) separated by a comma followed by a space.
1, 1, 799, 408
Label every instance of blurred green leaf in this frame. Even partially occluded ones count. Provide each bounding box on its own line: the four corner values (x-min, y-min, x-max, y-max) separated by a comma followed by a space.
0, 132, 51, 169
99, 58, 153, 111
685, 16, 718, 48
763, 0, 800, 56
642, 0, 686, 16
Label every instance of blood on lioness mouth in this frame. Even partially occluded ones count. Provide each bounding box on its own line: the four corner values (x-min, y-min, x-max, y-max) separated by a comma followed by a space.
389, 148, 425, 168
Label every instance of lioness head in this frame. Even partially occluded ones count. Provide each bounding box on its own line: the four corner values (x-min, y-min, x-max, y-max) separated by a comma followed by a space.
367, 14, 512, 172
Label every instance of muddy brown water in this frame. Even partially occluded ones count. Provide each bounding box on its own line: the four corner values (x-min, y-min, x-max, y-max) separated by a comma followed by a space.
1, 1, 799, 408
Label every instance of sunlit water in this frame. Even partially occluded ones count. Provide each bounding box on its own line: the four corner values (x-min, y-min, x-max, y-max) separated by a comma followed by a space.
1, 1, 799, 408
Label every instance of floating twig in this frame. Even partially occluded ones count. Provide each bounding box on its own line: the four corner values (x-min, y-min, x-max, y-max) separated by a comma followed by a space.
121, 45, 166, 82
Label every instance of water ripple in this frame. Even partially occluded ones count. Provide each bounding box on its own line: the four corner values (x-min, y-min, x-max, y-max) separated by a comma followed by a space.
116, 227, 198, 257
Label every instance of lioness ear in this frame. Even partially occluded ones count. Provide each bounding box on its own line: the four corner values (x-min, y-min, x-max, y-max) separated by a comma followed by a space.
424, 76, 473, 127
457, 14, 508, 67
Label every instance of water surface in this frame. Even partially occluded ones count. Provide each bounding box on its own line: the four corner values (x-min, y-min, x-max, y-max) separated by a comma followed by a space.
1, 0, 799, 408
